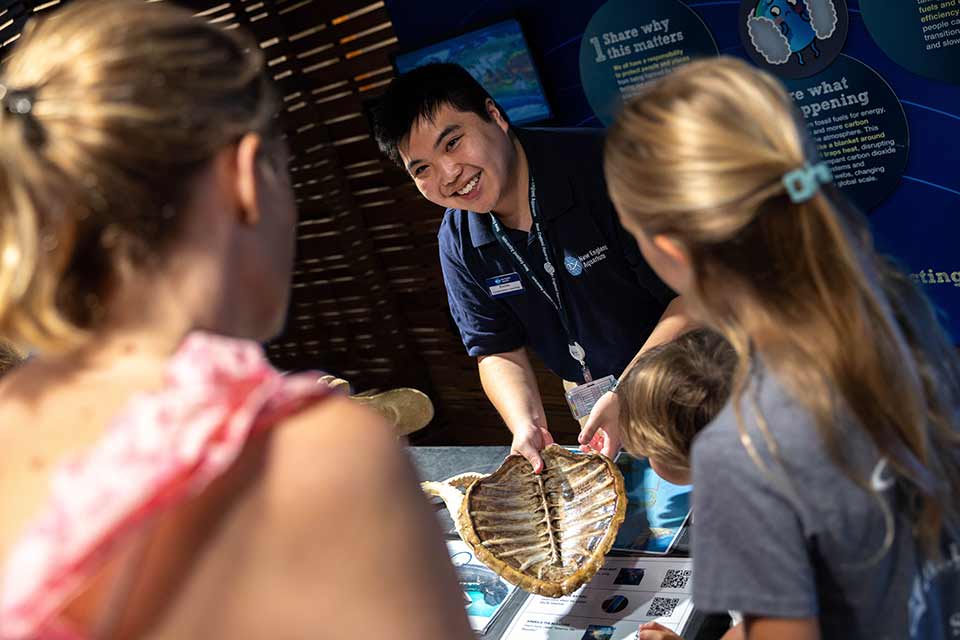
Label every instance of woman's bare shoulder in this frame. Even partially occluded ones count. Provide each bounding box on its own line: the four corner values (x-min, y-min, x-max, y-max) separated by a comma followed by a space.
260, 395, 413, 515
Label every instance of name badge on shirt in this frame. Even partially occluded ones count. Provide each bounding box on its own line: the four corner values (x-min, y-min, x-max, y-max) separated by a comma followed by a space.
486, 272, 524, 298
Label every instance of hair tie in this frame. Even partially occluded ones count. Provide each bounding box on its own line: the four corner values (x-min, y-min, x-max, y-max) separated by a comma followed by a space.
0, 83, 36, 116
0, 82, 46, 146
782, 161, 832, 203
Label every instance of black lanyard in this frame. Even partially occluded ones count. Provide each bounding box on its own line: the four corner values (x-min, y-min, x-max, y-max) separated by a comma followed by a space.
490, 175, 592, 381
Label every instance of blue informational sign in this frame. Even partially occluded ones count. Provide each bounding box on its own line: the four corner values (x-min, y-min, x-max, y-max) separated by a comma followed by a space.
859, 0, 960, 85
577, 0, 718, 126
613, 455, 691, 554
784, 53, 910, 211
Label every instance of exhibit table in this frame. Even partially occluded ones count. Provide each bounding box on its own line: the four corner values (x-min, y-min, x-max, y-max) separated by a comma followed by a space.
408, 446, 730, 640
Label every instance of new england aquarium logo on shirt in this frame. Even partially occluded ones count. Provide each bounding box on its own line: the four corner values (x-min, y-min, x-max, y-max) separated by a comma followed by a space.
563, 245, 609, 277
564, 254, 584, 276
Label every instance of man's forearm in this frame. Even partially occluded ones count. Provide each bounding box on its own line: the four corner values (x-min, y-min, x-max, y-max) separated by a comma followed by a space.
477, 348, 546, 433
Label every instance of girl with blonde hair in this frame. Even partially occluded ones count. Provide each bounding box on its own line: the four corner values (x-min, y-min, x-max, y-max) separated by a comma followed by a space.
0, 2, 473, 638
599, 56, 960, 640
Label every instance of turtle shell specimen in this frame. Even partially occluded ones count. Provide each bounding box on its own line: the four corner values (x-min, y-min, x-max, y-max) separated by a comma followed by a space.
423, 445, 626, 597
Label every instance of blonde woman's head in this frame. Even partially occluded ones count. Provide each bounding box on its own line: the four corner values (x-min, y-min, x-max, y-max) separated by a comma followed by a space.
0, 0, 290, 351
605, 56, 960, 554
604, 56, 822, 311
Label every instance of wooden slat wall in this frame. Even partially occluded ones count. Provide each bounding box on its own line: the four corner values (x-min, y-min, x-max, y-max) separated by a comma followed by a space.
0, 0, 582, 445
0, 1, 39, 61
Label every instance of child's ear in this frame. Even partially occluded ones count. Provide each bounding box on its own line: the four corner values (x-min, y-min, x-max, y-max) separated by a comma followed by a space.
649, 457, 693, 486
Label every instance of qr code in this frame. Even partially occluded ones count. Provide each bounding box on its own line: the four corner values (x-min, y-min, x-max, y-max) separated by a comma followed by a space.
660, 569, 691, 590
647, 596, 680, 618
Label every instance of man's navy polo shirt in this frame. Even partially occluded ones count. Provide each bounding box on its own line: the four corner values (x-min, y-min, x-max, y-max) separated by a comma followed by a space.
438, 127, 675, 384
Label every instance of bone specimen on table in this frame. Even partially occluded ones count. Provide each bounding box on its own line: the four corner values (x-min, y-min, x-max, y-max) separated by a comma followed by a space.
422, 445, 626, 597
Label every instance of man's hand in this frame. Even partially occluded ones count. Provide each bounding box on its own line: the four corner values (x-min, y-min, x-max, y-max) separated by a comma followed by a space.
510, 422, 555, 474
478, 348, 553, 473
638, 622, 683, 640
578, 390, 622, 458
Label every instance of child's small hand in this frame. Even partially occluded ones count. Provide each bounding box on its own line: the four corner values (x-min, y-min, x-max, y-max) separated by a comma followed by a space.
578, 391, 622, 458
638, 621, 684, 640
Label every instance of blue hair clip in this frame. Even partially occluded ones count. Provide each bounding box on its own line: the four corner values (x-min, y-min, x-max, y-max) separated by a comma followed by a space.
0, 82, 45, 146
782, 161, 832, 203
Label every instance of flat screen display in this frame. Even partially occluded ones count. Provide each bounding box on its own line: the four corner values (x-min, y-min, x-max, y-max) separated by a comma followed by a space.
393, 19, 552, 125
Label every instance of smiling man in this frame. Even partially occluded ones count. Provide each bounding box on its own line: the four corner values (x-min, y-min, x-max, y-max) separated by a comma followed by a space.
372, 63, 689, 470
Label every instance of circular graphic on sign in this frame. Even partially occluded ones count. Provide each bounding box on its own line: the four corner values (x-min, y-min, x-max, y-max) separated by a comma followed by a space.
860, 0, 960, 85
601, 595, 630, 614
578, 0, 718, 126
784, 54, 910, 211
738, 0, 849, 78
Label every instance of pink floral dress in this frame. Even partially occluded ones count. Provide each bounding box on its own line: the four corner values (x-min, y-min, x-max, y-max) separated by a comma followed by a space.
0, 333, 337, 639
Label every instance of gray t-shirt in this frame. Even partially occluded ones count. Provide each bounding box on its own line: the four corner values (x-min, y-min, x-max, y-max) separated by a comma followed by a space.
691, 365, 921, 638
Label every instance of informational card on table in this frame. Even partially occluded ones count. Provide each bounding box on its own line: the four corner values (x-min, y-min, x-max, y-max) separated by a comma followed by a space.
612, 455, 691, 554
447, 539, 519, 634
501, 556, 694, 640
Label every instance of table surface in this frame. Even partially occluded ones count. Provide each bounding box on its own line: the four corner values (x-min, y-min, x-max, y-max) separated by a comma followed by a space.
407, 446, 729, 640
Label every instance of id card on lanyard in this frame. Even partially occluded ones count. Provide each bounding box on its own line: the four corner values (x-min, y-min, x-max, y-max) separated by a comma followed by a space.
565, 375, 617, 420
490, 175, 615, 419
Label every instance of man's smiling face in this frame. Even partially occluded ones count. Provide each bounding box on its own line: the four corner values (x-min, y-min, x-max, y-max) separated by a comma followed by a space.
399, 99, 514, 213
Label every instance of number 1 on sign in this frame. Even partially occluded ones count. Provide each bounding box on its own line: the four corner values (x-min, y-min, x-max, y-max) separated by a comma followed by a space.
589, 36, 607, 62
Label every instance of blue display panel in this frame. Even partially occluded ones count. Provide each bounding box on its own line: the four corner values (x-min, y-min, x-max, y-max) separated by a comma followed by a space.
393, 19, 552, 125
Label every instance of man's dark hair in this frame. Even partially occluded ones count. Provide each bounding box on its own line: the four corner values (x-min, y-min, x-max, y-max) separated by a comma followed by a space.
371, 63, 508, 168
